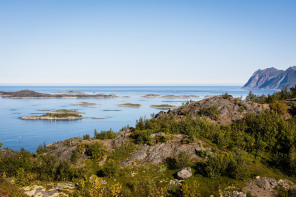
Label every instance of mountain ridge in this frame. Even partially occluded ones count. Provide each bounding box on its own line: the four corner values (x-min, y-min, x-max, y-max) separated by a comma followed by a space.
243, 66, 296, 90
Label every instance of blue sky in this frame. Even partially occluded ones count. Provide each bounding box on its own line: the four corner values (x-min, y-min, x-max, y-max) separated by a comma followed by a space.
1, 0, 295, 85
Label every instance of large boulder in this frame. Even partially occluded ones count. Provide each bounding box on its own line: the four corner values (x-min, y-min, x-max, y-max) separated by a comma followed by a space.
176, 167, 192, 180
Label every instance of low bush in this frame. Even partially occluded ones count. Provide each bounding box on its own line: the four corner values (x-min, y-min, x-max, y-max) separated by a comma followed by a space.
198, 150, 249, 180
198, 105, 220, 120
130, 129, 153, 144
98, 159, 121, 177
83, 134, 90, 140
85, 142, 108, 160
196, 150, 210, 158
166, 152, 191, 170
94, 129, 117, 139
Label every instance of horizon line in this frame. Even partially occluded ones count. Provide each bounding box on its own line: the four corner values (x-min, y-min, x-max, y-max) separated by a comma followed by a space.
0, 83, 244, 87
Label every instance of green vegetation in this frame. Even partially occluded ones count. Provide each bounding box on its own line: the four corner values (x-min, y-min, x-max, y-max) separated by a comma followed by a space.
21, 109, 84, 120
83, 134, 90, 140
198, 104, 220, 120
165, 152, 191, 170
85, 142, 108, 160
0, 178, 27, 197
51, 109, 81, 114
36, 142, 53, 154
94, 129, 118, 139
197, 149, 249, 180
246, 85, 296, 104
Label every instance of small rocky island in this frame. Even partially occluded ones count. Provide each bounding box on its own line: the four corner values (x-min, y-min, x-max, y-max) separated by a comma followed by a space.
73, 102, 97, 105
20, 109, 85, 120
0, 90, 117, 98
117, 103, 141, 108
142, 94, 200, 98
150, 104, 176, 109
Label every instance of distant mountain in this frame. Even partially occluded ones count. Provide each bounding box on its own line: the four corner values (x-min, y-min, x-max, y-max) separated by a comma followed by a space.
243, 66, 296, 90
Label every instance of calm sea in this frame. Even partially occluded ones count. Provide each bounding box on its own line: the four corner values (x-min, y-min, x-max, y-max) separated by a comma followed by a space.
0, 86, 275, 152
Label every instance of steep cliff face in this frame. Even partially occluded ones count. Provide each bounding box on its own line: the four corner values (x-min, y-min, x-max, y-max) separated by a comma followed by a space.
243, 66, 296, 90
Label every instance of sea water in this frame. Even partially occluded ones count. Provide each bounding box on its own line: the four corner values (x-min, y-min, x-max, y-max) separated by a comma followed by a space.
0, 86, 275, 152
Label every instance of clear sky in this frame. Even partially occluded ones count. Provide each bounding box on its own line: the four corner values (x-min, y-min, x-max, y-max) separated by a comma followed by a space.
1, 0, 295, 85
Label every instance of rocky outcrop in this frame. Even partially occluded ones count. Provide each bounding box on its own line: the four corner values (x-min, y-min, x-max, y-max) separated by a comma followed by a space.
156, 95, 269, 125
121, 134, 210, 166
112, 128, 133, 148
243, 66, 296, 90
23, 183, 75, 197
243, 176, 295, 197
0, 148, 16, 158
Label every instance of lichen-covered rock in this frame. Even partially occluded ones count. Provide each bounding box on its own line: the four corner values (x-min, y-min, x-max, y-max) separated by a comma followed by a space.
176, 167, 192, 180
121, 134, 210, 166
112, 128, 132, 148
256, 177, 278, 189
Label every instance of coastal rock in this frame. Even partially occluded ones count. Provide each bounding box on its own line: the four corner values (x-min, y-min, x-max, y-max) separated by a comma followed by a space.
176, 167, 192, 180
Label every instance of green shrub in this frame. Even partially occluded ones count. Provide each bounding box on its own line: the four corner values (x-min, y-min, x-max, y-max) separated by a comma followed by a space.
222, 92, 231, 100
56, 161, 74, 181
196, 150, 209, 158
83, 134, 90, 140
111, 143, 137, 161
70, 149, 79, 163
154, 132, 171, 143
199, 105, 220, 120
166, 152, 191, 170
130, 129, 153, 144
85, 142, 108, 160
98, 159, 120, 177
36, 142, 51, 154
198, 151, 249, 180
94, 129, 117, 139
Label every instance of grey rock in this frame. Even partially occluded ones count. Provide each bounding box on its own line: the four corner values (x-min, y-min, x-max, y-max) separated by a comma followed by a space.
34, 187, 43, 195
176, 167, 192, 180
55, 185, 63, 190
256, 177, 277, 189
42, 189, 58, 197
232, 191, 238, 197
123, 135, 206, 166
112, 129, 132, 148
129, 145, 149, 161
